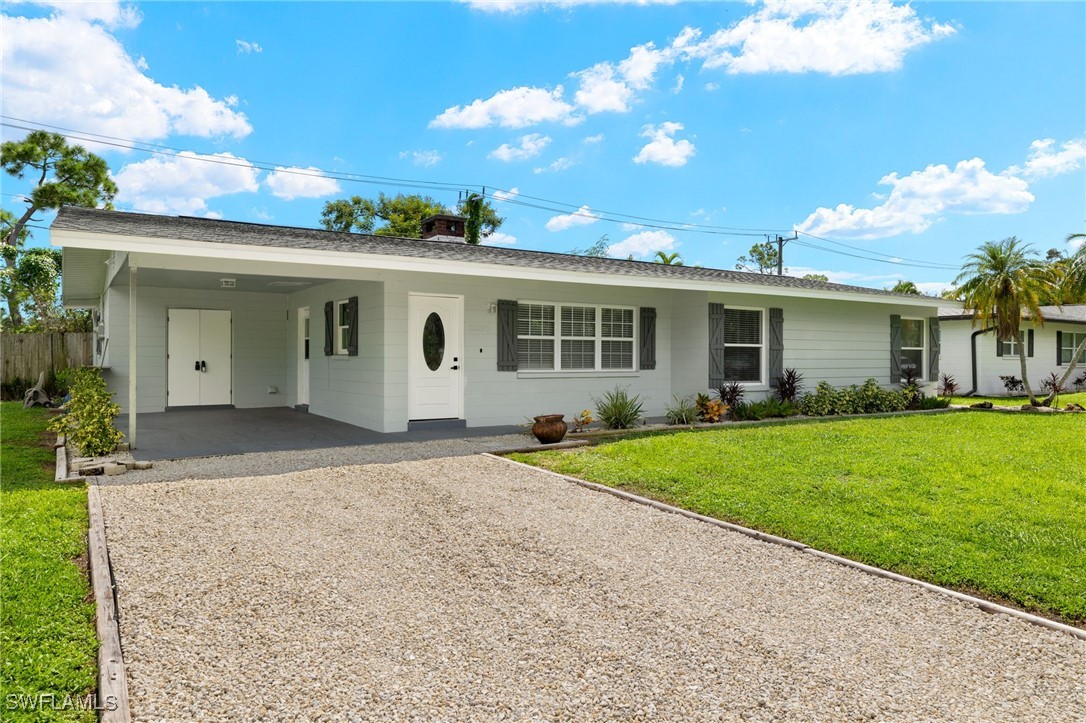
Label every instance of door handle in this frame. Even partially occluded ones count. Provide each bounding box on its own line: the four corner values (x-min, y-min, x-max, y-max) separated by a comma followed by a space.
194, 361, 200, 371
451, 365, 460, 370
201, 360, 207, 372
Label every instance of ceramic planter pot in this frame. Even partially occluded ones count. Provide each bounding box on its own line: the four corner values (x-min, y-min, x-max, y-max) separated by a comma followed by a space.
532, 414, 568, 444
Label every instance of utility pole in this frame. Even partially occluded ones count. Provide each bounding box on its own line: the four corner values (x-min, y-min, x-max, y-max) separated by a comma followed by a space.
776, 232, 798, 276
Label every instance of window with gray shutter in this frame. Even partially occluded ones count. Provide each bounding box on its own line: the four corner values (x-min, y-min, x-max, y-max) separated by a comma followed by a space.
346, 296, 359, 356
639, 307, 656, 370
708, 303, 726, 388
768, 308, 783, 388
890, 314, 902, 381
496, 299, 518, 371
324, 301, 334, 356
927, 317, 940, 381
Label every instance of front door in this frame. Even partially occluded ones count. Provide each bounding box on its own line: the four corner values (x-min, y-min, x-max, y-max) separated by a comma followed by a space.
408, 294, 462, 420
167, 309, 232, 407
298, 307, 310, 406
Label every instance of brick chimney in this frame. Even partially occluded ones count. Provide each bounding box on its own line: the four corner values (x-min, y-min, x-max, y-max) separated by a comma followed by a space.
420, 214, 467, 243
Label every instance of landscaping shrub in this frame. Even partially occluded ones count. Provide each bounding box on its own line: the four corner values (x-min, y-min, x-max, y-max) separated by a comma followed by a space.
917, 395, 952, 410
694, 392, 727, 423
735, 398, 800, 421
49, 367, 124, 456
938, 372, 959, 397
665, 394, 699, 425
800, 379, 908, 417
773, 368, 804, 403
1000, 375, 1025, 394
570, 409, 594, 432
715, 382, 745, 410
1074, 371, 1086, 390
593, 386, 644, 429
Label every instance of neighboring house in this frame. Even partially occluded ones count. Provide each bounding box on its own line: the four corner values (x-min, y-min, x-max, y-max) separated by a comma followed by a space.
939, 305, 1086, 396
53, 207, 946, 438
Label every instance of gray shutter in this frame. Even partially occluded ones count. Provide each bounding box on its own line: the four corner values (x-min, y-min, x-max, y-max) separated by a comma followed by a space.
496, 299, 518, 371
708, 303, 726, 388
1027, 329, 1034, 357
1057, 330, 1063, 366
768, 308, 784, 388
996, 334, 1004, 357
639, 307, 657, 370
346, 296, 359, 356
323, 301, 334, 356
927, 317, 940, 382
890, 314, 902, 382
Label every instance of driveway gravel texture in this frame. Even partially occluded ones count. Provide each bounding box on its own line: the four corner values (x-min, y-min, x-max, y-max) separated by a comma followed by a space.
100, 454, 1085, 722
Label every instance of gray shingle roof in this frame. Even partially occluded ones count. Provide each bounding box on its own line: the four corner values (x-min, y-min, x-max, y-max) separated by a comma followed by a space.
940, 305, 1086, 324
53, 207, 927, 299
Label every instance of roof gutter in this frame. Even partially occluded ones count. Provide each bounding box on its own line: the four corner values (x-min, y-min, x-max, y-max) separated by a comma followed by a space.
963, 326, 995, 397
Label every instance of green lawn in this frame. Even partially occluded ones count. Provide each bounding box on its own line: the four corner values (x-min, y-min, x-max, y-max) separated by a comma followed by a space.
513, 412, 1086, 624
950, 391, 1086, 407
1, 403, 97, 722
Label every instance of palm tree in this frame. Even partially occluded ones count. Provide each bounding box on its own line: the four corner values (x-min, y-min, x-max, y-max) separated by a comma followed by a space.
890, 280, 920, 295
955, 237, 1050, 405
1043, 237, 1086, 403
654, 251, 683, 265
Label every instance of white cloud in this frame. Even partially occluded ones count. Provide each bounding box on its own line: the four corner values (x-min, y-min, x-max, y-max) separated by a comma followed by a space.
488, 133, 552, 161
633, 121, 696, 167
607, 230, 678, 259
114, 152, 259, 216
1, 10, 251, 144
485, 231, 517, 245
914, 281, 954, 296
1069, 236, 1084, 252
704, 82, 720, 92
545, 205, 600, 232
265, 166, 341, 201
533, 156, 576, 174
236, 39, 263, 54
32, 0, 141, 29
491, 187, 519, 201
672, 73, 685, 93
463, 0, 677, 13
797, 158, 1034, 240
573, 62, 634, 113
620, 222, 644, 231
618, 42, 669, 89
1013, 138, 1086, 180
429, 86, 579, 129
399, 149, 443, 167
583, 133, 605, 144
684, 1, 956, 75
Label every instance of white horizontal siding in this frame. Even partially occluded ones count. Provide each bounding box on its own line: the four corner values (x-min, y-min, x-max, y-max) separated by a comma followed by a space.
943, 320, 1086, 396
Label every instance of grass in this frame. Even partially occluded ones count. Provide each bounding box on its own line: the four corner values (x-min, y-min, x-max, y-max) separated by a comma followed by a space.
1, 402, 97, 721
513, 412, 1086, 624
949, 390, 1086, 407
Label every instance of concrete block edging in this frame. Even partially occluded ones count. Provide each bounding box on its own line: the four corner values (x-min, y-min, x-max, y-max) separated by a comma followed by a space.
485, 453, 1086, 642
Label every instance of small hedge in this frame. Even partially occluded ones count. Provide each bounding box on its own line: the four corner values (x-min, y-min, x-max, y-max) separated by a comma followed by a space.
49, 367, 124, 456
800, 379, 909, 416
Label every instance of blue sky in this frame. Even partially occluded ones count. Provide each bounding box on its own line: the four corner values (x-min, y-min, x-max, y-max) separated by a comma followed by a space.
3, 0, 1084, 293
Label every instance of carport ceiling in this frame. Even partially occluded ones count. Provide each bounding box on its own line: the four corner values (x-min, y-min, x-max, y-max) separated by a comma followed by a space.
115, 268, 326, 293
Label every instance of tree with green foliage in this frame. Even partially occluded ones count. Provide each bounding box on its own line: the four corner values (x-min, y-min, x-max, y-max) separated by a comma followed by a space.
955, 237, 1050, 405
319, 192, 503, 243
654, 251, 683, 265
569, 235, 611, 258
736, 240, 782, 274
1042, 238, 1086, 403
890, 280, 921, 295
802, 273, 829, 282
1, 131, 117, 328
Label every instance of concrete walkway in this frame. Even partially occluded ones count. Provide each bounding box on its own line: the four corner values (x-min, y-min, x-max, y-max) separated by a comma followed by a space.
100, 455, 1085, 721
115, 407, 520, 460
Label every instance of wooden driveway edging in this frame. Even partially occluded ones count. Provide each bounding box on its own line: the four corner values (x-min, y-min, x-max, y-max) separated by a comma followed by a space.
87, 484, 133, 722
485, 453, 1086, 642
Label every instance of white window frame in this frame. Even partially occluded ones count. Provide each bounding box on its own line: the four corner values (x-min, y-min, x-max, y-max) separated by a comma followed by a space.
1060, 331, 1086, 365
722, 305, 766, 386
335, 299, 350, 355
516, 301, 637, 373
999, 331, 1025, 359
899, 317, 926, 381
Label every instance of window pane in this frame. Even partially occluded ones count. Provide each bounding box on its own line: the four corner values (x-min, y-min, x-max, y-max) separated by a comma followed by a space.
561, 306, 596, 337
517, 338, 554, 370
724, 347, 761, 382
901, 319, 924, 348
601, 340, 633, 369
900, 349, 923, 377
561, 339, 595, 369
517, 304, 554, 337
724, 309, 761, 345
601, 308, 633, 339
340, 327, 349, 351
1062, 333, 1086, 364
339, 303, 350, 326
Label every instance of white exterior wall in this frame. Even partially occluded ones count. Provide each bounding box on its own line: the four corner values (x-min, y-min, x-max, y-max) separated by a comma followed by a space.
941, 320, 1086, 396
102, 285, 289, 413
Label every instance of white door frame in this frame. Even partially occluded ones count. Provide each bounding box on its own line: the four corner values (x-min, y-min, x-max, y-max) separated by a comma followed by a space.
407, 293, 464, 420
297, 306, 310, 406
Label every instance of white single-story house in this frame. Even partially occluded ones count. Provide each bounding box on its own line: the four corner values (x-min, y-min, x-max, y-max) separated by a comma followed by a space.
53, 207, 947, 446
939, 305, 1086, 396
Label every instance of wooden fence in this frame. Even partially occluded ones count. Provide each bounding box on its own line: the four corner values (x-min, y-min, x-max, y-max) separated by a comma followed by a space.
1, 332, 94, 386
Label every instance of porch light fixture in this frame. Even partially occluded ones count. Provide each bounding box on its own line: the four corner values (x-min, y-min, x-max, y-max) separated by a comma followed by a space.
488, 302, 497, 313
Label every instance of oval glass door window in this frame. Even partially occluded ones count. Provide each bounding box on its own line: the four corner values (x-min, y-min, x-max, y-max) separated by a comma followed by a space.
422, 312, 445, 371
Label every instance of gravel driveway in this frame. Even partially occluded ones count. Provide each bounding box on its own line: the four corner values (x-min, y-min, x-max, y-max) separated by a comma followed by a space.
100, 455, 1085, 721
